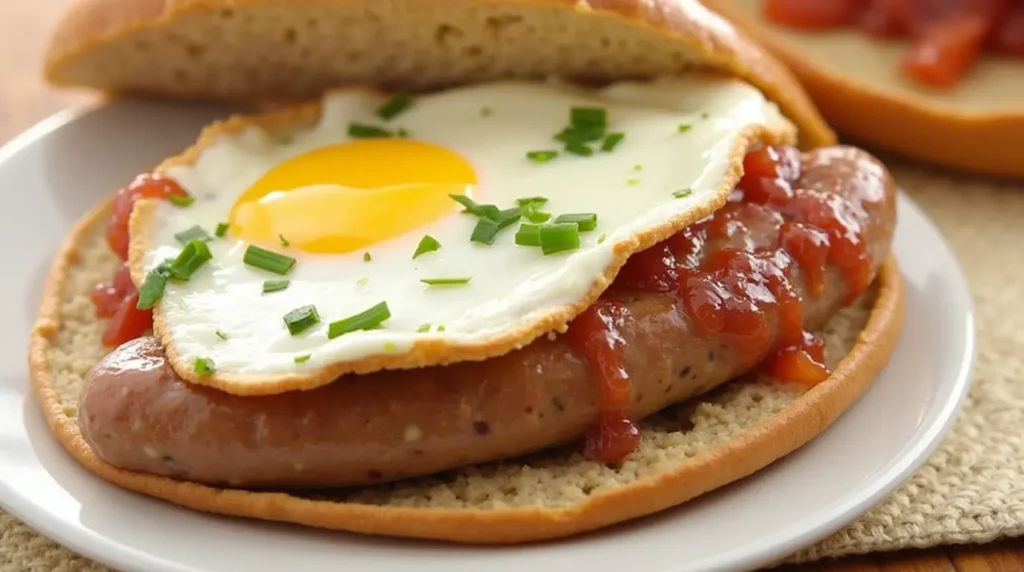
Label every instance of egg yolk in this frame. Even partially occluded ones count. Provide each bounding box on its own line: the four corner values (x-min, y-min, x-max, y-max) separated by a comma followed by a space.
229, 139, 478, 254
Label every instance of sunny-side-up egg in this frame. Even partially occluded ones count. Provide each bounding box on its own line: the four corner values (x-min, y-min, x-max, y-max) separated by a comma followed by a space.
129, 75, 792, 391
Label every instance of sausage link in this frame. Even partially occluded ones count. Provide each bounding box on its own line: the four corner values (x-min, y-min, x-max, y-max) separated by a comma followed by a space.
78, 146, 896, 488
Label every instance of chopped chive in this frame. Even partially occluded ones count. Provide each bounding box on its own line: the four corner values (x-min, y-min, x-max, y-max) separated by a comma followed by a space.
700, 111, 710, 119
363, 252, 371, 262
348, 123, 394, 139
673, 188, 694, 199
375, 92, 412, 120
494, 208, 523, 230
215, 222, 230, 238
633, 164, 643, 172
515, 224, 541, 247
437, 325, 446, 332
327, 301, 391, 339
480, 106, 493, 117
628, 178, 641, 186
356, 276, 369, 286
194, 357, 216, 375
598, 232, 608, 244
279, 234, 290, 247
570, 106, 607, 129
168, 240, 213, 281
420, 277, 472, 286
526, 150, 558, 164
554, 213, 598, 232
677, 124, 692, 133
554, 124, 605, 144
539, 222, 580, 255
449, 194, 500, 220
215, 330, 228, 341
137, 264, 172, 310
565, 142, 594, 157
523, 207, 551, 223
174, 225, 212, 244
383, 342, 398, 352
416, 323, 431, 333
168, 194, 195, 208
283, 305, 321, 336
294, 354, 311, 364
515, 196, 548, 207
413, 235, 441, 259
396, 127, 410, 138
470, 218, 500, 245
262, 279, 290, 294
276, 135, 294, 144
600, 132, 625, 152
243, 245, 295, 275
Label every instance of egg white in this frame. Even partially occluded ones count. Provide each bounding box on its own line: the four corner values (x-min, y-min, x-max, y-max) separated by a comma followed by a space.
136, 76, 790, 380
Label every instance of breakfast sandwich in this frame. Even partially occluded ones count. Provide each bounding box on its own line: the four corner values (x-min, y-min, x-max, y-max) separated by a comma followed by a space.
31, 0, 903, 543
699, 0, 1024, 179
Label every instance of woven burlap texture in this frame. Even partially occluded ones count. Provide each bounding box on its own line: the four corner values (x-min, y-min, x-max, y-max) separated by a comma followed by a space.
3, 160, 1022, 571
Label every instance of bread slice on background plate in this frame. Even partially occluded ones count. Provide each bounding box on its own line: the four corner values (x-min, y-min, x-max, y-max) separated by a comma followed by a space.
31, 0, 904, 544
698, 0, 1024, 179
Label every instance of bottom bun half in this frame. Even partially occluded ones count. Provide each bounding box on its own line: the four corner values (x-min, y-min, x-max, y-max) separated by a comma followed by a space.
29, 197, 904, 544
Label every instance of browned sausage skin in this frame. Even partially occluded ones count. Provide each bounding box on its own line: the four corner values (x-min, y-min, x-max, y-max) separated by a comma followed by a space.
77, 145, 896, 489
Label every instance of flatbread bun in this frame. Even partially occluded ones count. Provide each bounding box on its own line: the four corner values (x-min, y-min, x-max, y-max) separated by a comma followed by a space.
29, 185, 904, 543
700, 0, 1024, 179
41, 0, 834, 148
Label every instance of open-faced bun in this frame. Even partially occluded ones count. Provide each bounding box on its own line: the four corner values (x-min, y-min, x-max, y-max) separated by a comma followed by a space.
700, 0, 1024, 179
42, 0, 835, 148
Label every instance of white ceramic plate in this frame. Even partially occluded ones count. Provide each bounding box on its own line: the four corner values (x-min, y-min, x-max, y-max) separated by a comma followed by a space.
0, 100, 973, 572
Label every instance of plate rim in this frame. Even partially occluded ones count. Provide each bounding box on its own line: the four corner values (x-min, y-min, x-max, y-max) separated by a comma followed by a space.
0, 102, 976, 572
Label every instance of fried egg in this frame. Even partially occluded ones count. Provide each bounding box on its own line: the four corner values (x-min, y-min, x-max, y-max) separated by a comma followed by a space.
129, 75, 794, 394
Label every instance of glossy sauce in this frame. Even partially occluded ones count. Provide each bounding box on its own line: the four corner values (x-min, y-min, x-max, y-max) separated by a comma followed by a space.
566, 145, 874, 463
764, 0, 1024, 88
91, 174, 192, 347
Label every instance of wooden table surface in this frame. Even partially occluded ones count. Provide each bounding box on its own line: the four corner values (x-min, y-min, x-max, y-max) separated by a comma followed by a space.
4, 1, 1021, 571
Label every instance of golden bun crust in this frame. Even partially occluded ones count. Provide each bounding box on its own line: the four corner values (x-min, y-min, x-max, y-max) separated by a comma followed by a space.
29, 196, 904, 543
701, 0, 1024, 179
42, 0, 835, 148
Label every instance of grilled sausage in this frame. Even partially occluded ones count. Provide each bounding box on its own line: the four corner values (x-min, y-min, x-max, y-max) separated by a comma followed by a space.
77, 145, 896, 489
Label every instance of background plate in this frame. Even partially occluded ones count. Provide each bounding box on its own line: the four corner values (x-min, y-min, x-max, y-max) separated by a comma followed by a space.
0, 100, 973, 572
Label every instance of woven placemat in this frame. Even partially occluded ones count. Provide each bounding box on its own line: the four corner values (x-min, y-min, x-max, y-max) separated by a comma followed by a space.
3, 159, 1022, 570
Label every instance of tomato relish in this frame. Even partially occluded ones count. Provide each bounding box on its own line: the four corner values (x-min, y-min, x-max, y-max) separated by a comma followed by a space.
91, 174, 192, 347
763, 0, 1024, 88
565, 145, 875, 464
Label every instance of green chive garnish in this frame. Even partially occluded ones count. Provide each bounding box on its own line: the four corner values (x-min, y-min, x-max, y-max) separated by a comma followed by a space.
523, 207, 551, 223
480, 106, 493, 116
633, 164, 643, 172
194, 358, 216, 375
449, 194, 500, 220
420, 277, 472, 286
363, 252, 371, 262
294, 354, 311, 364
678, 124, 692, 133
438, 325, 446, 332
515, 196, 548, 207
174, 225, 212, 244
598, 233, 608, 244
565, 142, 594, 157
137, 264, 171, 310
600, 132, 625, 152
470, 218, 500, 245
215, 222, 230, 238
413, 235, 442, 259
570, 106, 607, 129
628, 178, 641, 186
279, 234, 290, 247
262, 279, 289, 294
283, 305, 321, 336
348, 123, 394, 139
356, 276, 369, 286
526, 150, 558, 164
168, 194, 195, 207
515, 224, 541, 247
215, 330, 228, 340
327, 301, 391, 339
416, 323, 431, 333
376, 92, 412, 121
168, 240, 213, 281
554, 213, 598, 232
494, 208, 523, 230
700, 112, 710, 119
243, 245, 295, 275
539, 223, 580, 255
673, 188, 694, 199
